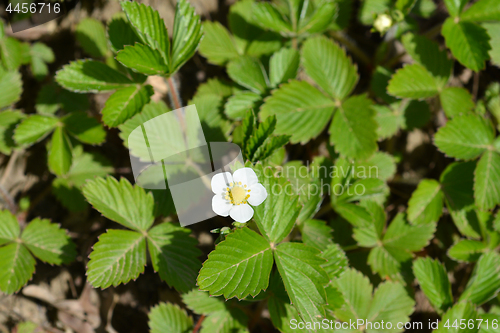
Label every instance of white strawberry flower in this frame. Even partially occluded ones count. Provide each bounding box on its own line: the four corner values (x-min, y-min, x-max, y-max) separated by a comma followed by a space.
211, 167, 268, 223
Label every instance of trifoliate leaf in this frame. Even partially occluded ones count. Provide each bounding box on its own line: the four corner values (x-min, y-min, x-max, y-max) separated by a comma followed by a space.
0, 70, 22, 109
197, 227, 273, 299
274, 242, 328, 323
0, 110, 25, 155
224, 91, 261, 120
227, 56, 268, 94
448, 240, 487, 262
269, 47, 299, 87
253, 164, 301, 244
107, 16, 141, 53
252, 2, 293, 34
82, 176, 155, 232
48, 127, 72, 176
330, 94, 378, 160
56, 60, 134, 92
436, 302, 479, 333
14, 115, 58, 146
387, 63, 439, 99
301, 36, 358, 100
260, 80, 335, 143
407, 179, 443, 225
459, 252, 500, 305
434, 114, 494, 160
101, 84, 154, 127
170, 0, 203, 73
0, 210, 20, 245
474, 150, 500, 210
116, 44, 169, 76
443, 0, 468, 17
21, 218, 76, 265
442, 18, 491, 72
147, 222, 201, 293
87, 229, 146, 288
413, 257, 453, 314
182, 289, 226, 315
199, 21, 239, 65
149, 303, 193, 333
299, 219, 333, 251
76, 18, 109, 58
440, 87, 475, 118
62, 111, 106, 144
461, 0, 500, 22
0, 243, 35, 294
402, 33, 452, 86
121, 1, 169, 64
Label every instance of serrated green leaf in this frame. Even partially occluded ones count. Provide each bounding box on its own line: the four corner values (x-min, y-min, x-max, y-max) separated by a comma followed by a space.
147, 222, 201, 293
442, 18, 491, 72
83, 176, 155, 232
170, 0, 203, 73
0, 37, 24, 70
56, 60, 134, 92
116, 44, 169, 76
227, 56, 268, 94
269, 47, 299, 87
387, 63, 439, 99
0, 110, 25, 155
436, 302, 479, 333
149, 303, 193, 333
121, 1, 169, 64
200, 308, 249, 333
330, 94, 378, 160
402, 33, 452, 86
407, 179, 443, 225
320, 243, 348, 280
413, 257, 453, 314
383, 213, 435, 251
0, 70, 22, 109
434, 114, 494, 160
355, 152, 397, 181
76, 18, 109, 58
107, 16, 141, 53
474, 150, 500, 210
333, 268, 373, 322
101, 84, 154, 127
302, 36, 358, 100
483, 22, 500, 67
459, 252, 500, 305
62, 111, 106, 144
224, 91, 261, 120
274, 242, 328, 323
198, 227, 273, 299
253, 165, 301, 244
252, 2, 293, 34
21, 218, 76, 265
461, 0, 500, 22
444, 0, 468, 17
260, 80, 335, 143
0, 243, 35, 294
0, 210, 20, 246
440, 87, 475, 118
448, 240, 487, 262
30, 42, 54, 64
199, 21, 239, 65
14, 115, 58, 146
182, 289, 226, 315
299, 1, 337, 34
299, 219, 333, 251
87, 229, 146, 288
64, 148, 113, 187
48, 127, 72, 176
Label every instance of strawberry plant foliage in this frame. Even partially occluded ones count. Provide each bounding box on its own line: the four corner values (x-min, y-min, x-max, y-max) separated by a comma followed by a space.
2, 0, 500, 331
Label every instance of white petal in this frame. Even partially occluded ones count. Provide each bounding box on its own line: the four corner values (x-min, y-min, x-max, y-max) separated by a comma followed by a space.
229, 204, 254, 222
247, 183, 268, 206
211, 172, 232, 194
212, 195, 232, 217
233, 167, 259, 187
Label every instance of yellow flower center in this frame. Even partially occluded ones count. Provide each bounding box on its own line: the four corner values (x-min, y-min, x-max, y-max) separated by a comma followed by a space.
224, 182, 251, 205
